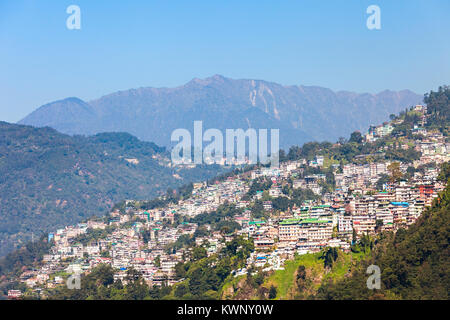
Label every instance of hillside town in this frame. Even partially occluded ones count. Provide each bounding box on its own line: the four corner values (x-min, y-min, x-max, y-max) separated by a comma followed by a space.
8, 105, 449, 300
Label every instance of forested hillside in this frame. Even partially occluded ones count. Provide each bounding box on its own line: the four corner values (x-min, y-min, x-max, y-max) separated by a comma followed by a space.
0, 122, 228, 257
424, 85, 450, 135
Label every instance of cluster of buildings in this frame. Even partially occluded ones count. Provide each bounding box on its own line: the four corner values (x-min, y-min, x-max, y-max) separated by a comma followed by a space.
11, 109, 449, 297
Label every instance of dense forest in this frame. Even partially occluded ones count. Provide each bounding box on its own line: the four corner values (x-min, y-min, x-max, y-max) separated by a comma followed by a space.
0, 122, 229, 257
424, 85, 450, 135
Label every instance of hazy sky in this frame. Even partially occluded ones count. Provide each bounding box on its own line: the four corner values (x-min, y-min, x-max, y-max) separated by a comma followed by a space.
0, 0, 449, 123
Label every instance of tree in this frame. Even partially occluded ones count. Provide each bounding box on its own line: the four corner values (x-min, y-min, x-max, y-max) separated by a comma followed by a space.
338, 137, 347, 145
254, 272, 265, 286
424, 85, 450, 134
375, 219, 384, 232
174, 283, 189, 297
268, 285, 277, 299
272, 196, 290, 212
192, 247, 207, 261
296, 265, 307, 289
174, 262, 187, 279
387, 162, 403, 183
91, 264, 115, 286
376, 174, 390, 191
438, 162, 450, 183
154, 255, 161, 267
141, 229, 151, 244
125, 278, 149, 300
321, 247, 338, 269
125, 268, 142, 283
188, 268, 208, 297
251, 200, 268, 219
287, 146, 302, 160
215, 258, 232, 281
352, 228, 358, 246
349, 131, 363, 144
194, 226, 209, 238
404, 166, 416, 181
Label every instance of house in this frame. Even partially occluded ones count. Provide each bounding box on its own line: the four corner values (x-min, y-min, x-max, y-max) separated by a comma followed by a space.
8, 290, 22, 300
254, 238, 275, 250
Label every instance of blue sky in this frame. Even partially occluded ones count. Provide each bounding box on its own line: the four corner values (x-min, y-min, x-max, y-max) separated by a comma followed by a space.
0, 0, 449, 123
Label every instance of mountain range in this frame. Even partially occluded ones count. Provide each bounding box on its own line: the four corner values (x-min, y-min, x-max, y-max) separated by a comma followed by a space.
19, 75, 423, 149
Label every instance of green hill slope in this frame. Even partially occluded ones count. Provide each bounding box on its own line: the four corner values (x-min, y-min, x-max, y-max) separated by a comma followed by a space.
0, 122, 227, 257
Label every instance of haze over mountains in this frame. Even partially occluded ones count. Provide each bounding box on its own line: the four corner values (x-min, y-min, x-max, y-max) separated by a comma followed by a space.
19, 75, 423, 149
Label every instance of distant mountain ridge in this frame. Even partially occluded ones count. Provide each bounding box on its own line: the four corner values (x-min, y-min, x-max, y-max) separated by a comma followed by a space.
19, 75, 423, 149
